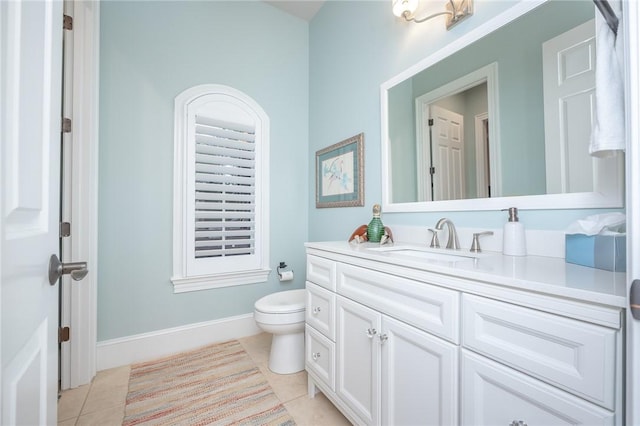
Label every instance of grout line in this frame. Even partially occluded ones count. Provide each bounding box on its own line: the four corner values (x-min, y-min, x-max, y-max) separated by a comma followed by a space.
77, 378, 93, 418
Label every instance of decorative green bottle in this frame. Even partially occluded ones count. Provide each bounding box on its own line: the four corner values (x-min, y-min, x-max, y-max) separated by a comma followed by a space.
367, 204, 384, 243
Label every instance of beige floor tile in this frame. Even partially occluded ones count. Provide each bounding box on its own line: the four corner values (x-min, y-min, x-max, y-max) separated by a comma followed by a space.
76, 406, 124, 426
81, 382, 128, 415
260, 365, 308, 403
81, 365, 130, 414
92, 365, 131, 388
57, 418, 77, 426
58, 384, 90, 421
285, 392, 352, 426
238, 332, 272, 365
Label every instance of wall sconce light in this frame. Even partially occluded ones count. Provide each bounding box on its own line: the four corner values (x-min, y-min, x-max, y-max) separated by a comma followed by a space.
392, 0, 473, 29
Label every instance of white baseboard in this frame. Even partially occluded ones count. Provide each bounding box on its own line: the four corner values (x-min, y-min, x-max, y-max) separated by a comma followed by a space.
96, 314, 262, 371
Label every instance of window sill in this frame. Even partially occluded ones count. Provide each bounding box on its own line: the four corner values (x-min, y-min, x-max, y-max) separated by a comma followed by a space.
171, 268, 271, 293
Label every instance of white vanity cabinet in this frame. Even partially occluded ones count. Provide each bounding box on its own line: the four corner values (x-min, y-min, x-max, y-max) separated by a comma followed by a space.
305, 243, 625, 426
460, 350, 615, 425
336, 296, 459, 426
306, 254, 459, 426
460, 293, 620, 425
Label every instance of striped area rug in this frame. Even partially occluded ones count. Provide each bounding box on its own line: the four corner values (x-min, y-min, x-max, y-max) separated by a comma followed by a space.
123, 340, 295, 426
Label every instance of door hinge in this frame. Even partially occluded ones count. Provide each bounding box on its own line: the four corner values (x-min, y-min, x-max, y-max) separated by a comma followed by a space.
60, 222, 71, 238
428, 118, 434, 126
631, 279, 640, 320
429, 166, 436, 175
63, 14, 73, 30
59, 327, 70, 343
62, 118, 72, 133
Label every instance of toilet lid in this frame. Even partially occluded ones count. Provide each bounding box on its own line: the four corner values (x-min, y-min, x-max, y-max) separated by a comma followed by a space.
255, 289, 306, 314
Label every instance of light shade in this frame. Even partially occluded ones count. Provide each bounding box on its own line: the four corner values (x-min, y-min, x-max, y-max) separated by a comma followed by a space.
392, 0, 419, 18
393, 0, 474, 29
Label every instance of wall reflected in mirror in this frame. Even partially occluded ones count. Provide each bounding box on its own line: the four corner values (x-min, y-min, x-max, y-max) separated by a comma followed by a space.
386, 0, 614, 204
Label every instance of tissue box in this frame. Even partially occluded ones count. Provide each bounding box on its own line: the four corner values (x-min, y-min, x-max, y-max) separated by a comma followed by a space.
565, 234, 626, 272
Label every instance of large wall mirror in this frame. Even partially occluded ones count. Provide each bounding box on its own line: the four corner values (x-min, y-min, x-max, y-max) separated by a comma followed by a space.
381, 0, 624, 212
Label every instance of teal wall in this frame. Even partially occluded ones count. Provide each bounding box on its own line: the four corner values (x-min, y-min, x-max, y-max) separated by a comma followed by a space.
99, 0, 622, 342
98, 1, 309, 341
308, 0, 621, 241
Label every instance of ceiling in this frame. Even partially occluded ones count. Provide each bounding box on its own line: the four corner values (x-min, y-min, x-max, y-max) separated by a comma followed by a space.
264, 0, 325, 21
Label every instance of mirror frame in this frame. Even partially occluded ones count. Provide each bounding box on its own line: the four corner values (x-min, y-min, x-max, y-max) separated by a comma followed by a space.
380, 0, 624, 213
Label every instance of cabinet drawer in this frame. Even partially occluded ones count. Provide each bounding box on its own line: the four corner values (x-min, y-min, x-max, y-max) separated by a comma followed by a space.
306, 255, 336, 291
306, 282, 335, 340
305, 325, 335, 391
461, 350, 614, 426
462, 294, 617, 410
337, 263, 459, 343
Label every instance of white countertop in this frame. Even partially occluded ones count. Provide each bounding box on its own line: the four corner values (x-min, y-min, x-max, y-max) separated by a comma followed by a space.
305, 241, 627, 309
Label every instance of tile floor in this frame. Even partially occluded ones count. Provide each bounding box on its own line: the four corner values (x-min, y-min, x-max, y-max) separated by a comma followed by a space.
58, 333, 351, 426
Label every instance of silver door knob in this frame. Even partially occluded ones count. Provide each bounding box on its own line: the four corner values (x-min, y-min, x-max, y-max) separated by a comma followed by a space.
48, 254, 88, 285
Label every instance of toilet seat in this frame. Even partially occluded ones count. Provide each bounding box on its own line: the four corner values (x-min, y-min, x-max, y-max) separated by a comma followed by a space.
254, 289, 305, 314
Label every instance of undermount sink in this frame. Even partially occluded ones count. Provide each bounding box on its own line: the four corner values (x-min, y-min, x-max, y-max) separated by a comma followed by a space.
367, 244, 482, 262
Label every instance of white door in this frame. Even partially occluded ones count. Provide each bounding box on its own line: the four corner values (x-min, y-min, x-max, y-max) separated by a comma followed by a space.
381, 316, 458, 426
542, 20, 596, 194
431, 105, 465, 201
1, 1, 63, 424
336, 296, 380, 425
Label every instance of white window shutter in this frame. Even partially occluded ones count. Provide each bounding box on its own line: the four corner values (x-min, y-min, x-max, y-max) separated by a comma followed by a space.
172, 85, 270, 292
194, 116, 256, 259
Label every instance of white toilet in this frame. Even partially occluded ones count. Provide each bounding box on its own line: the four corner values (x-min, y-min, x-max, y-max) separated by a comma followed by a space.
253, 289, 306, 374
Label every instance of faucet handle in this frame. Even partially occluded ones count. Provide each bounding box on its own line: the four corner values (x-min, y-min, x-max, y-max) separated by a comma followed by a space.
470, 231, 494, 253
428, 228, 440, 248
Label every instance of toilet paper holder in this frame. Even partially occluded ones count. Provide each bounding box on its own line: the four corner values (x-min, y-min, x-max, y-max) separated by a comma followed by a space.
277, 262, 293, 280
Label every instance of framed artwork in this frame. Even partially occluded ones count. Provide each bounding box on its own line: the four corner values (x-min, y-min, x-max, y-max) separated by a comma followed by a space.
316, 133, 364, 208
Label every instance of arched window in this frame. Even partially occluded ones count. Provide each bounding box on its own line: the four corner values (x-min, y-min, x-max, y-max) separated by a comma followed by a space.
172, 85, 270, 292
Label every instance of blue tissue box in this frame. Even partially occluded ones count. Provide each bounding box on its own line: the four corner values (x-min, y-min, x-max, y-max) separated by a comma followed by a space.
565, 234, 626, 272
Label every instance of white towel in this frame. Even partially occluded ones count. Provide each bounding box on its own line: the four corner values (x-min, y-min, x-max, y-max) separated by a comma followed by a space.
590, 0, 625, 158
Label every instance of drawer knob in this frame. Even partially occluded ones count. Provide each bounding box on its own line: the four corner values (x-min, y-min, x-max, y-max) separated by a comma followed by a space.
312, 306, 322, 315
312, 352, 321, 361
366, 328, 378, 338
510, 421, 528, 426
379, 334, 388, 344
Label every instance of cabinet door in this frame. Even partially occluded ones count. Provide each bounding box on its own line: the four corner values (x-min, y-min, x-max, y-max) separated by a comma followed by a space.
461, 350, 615, 426
381, 316, 458, 426
337, 296, 381, 425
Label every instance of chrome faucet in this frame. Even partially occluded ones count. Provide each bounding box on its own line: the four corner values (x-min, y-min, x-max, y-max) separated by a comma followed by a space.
435, 218, 460, 250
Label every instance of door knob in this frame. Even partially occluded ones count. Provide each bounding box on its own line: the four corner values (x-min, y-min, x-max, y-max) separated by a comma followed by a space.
48, 254, 88, 285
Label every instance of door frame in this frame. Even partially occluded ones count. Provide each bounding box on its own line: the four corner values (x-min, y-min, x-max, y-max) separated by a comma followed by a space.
624, 1, 640, 424
414, 62, 501, 200
59, 0, 100, 389
474, 112, 490, 198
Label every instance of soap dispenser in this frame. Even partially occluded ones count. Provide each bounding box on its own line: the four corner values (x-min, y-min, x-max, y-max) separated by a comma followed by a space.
502, 207, 526, 256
